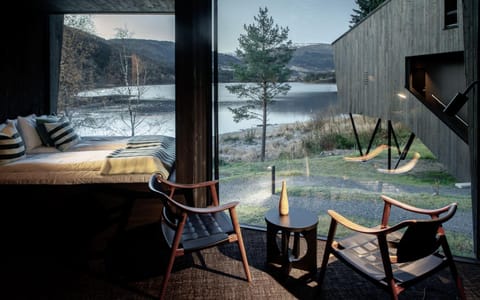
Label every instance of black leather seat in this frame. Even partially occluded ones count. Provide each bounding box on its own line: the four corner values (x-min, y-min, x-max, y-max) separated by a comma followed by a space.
148, 174, 252, 299
318, 195, 466, 300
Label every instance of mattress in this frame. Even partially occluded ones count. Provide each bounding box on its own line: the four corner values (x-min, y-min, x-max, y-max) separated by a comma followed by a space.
0, 136, 174, 185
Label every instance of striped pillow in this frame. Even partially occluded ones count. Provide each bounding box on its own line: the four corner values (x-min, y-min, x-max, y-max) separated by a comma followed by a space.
35, 115, 60, 146
44, 118, 81, 151
0, 121, 26, 165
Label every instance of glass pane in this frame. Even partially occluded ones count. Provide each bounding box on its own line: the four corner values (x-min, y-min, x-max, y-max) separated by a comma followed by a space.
59, 14, 175, 137
445, 0, 458, 28
215, 0, 473, 258
216, 0, 353, 227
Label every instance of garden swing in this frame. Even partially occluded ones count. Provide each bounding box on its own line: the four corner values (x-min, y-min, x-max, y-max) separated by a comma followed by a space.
344, 113, 420, 174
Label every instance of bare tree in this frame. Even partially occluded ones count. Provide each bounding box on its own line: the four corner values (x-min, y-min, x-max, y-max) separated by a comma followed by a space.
59, 15, 97, 121
114, 26, 148, 136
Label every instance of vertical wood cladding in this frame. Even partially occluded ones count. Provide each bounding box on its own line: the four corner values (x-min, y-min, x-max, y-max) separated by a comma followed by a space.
333, 0, 470, 181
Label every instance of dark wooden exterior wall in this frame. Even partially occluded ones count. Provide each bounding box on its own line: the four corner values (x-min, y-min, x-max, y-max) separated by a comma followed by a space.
332, 0, 469, 181
334, 0, 480, 258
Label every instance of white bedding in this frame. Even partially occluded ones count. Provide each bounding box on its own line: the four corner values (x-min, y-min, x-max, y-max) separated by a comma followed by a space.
0, 136, 173, 185
26, 136, 130, 154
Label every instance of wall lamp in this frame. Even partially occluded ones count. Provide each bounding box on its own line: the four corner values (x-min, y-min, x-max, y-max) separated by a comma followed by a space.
443, 80, 479, 116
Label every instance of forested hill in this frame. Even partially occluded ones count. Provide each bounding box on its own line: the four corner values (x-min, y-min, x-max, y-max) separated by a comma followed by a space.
67, 26, 334, 88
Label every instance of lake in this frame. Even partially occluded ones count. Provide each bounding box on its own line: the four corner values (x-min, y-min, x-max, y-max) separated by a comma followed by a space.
74, 82, 338, 136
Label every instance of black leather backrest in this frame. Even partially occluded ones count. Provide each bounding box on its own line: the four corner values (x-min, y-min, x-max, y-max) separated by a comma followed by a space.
148, 174, 182, 228
396, 203, 457, 262
396, 221, 441, 262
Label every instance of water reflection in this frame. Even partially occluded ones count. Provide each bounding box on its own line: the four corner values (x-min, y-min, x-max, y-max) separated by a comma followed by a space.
75, 82, 338, 135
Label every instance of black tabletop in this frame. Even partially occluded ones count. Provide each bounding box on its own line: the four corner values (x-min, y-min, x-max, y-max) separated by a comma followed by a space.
265, 207, 318, 231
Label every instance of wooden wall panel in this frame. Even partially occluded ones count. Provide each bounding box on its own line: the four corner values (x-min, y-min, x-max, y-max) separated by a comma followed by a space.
333, 0, 469, 181
0, 12, 50, 121
175, 0, 212, 205
463, 0, 480, 258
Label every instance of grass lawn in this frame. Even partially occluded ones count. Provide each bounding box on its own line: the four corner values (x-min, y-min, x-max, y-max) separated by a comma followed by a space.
219, 141, 474, 258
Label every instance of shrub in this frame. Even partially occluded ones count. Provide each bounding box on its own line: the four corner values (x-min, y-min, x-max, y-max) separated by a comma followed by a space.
243, 128, 256, 144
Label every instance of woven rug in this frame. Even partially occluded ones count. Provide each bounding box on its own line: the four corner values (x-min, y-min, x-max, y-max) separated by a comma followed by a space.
100, 223, 477, 299
4, 224, 480, 299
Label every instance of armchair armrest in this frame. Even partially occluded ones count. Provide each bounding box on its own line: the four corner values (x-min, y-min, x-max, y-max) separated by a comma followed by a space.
157, 176, 219, 189
155, 175, 220, 206
381, 195, 455, 217
328, 210, 379, 234
173, 199, 240, 214
328, 209, 412, 236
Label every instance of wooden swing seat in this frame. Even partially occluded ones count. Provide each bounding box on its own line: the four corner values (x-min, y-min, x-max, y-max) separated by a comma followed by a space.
344, 144, 389, 162
377, 152, 421, 174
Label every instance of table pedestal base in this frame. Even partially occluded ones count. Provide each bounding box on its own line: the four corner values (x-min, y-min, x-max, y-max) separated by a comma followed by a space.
266, 222, 317, 278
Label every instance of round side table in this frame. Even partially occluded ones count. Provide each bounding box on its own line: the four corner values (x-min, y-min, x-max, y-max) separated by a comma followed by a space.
265, 207, 318, 278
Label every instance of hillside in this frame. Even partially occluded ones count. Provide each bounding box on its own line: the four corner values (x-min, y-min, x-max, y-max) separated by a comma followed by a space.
290, 43, 334, 72
66, 26, 335, 87
218, 43, 335, 82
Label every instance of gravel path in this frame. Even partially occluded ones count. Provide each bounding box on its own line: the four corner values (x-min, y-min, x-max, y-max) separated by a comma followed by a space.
219, 174, 472, 236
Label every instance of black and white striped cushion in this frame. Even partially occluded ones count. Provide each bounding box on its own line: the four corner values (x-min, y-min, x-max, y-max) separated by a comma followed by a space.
0, 121, 26, 165
44, 119, 81, 151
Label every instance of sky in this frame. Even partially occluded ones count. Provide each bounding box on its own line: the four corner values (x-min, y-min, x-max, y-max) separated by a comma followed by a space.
92, 0, 357, 54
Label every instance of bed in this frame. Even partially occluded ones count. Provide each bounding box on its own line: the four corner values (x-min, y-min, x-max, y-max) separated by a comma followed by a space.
0, 115, 177, 256
0, 135, 175, 185
0, 114, 176, 186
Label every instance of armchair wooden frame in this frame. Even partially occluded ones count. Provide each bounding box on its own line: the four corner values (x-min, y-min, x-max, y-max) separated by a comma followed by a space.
148, 174, 252, 299
318, 195, 465, 300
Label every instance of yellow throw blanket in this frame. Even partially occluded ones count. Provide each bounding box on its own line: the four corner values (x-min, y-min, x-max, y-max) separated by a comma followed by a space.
100, 135, 175, 178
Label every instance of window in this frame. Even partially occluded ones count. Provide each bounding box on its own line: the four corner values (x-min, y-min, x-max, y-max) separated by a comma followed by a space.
445, 0, 458, 28
406, 52, 465, 112
216, 1, 340, 229
214, 1, 473, 258
58, 14, 175, 137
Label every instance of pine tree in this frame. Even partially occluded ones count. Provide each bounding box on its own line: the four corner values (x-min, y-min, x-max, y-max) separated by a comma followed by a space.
227, 7, 294, 162
350, 0, 386, 26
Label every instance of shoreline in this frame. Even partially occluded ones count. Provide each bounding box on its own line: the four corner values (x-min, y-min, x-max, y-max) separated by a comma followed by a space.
218, 114, 375, 162
218, 123, 307, 162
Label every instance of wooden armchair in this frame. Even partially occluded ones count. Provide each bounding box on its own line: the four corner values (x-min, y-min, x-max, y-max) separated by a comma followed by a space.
318, 195, 465, 300
148, 174, 252, 299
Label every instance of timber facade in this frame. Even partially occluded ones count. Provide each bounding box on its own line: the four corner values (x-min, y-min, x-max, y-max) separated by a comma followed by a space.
333, 0, 469, 181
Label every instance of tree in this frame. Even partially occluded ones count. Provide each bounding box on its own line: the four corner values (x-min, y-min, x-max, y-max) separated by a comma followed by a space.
350, 0, 386, 26
59, 15, 97, 121
114, 26, 148, 136
227, 7, 294, 162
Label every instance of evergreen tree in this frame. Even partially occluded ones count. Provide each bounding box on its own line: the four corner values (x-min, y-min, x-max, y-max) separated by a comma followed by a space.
350, 0, 386, 26
227, 7, 294, 162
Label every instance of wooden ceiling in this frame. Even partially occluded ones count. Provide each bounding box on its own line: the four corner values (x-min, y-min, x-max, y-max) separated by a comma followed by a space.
38, 0, 174, 13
